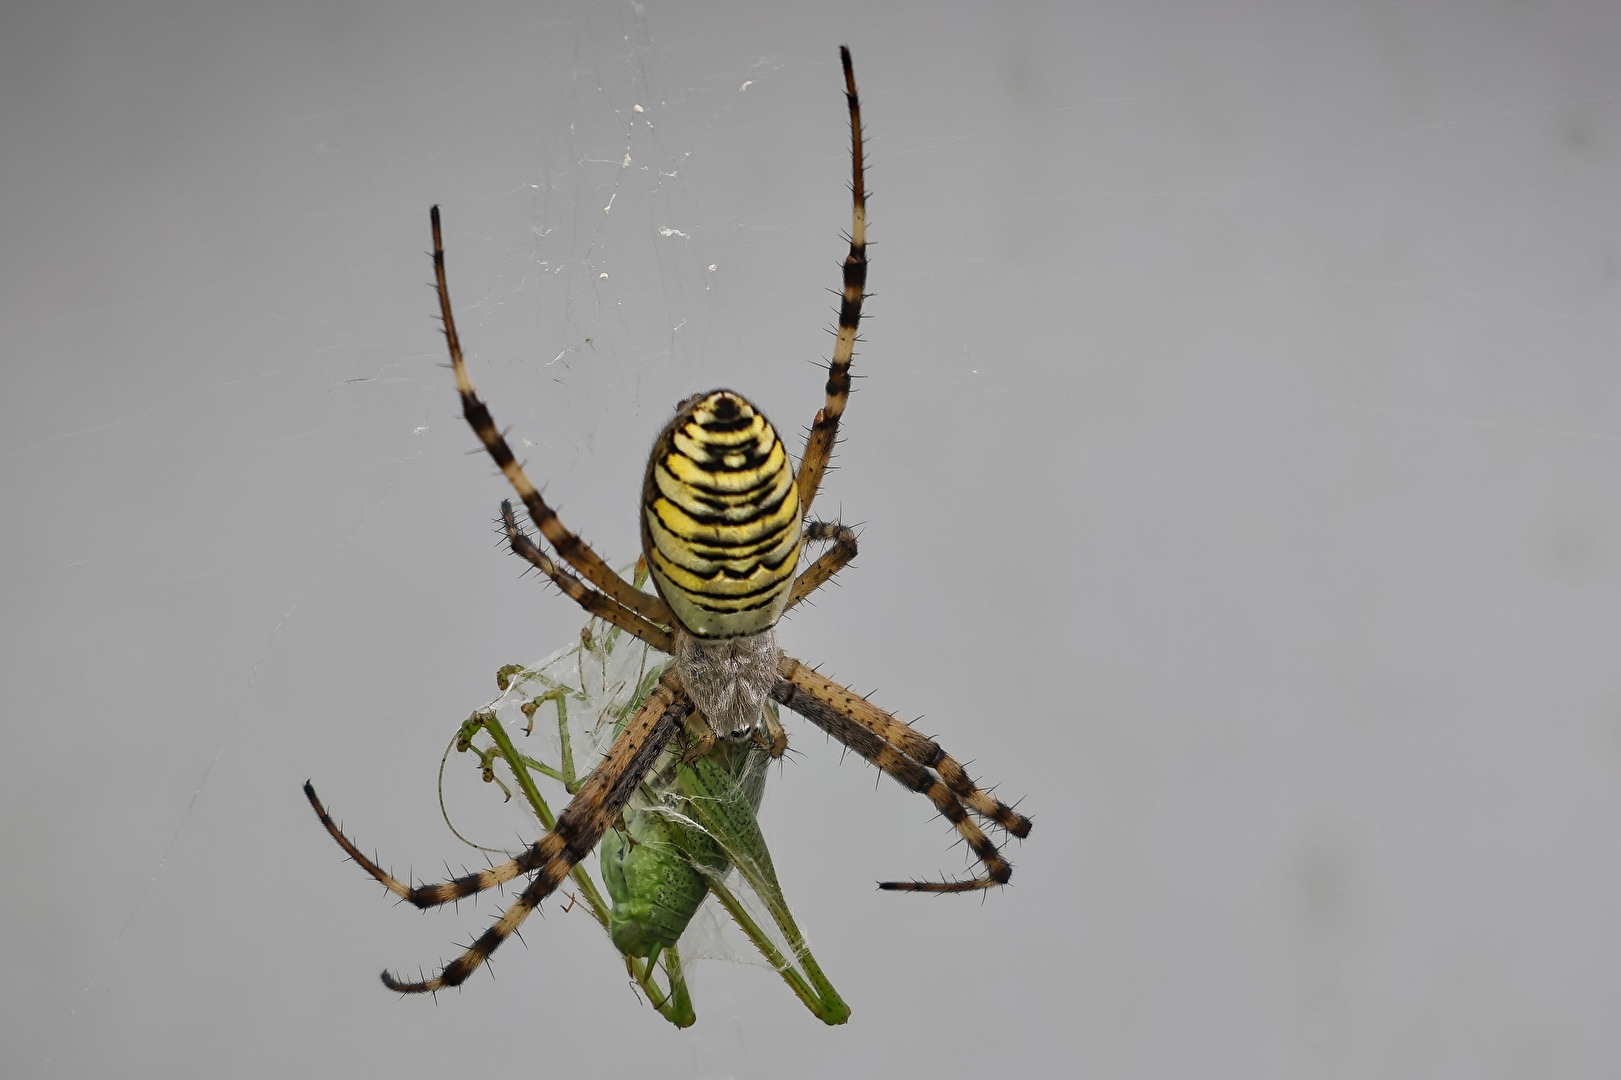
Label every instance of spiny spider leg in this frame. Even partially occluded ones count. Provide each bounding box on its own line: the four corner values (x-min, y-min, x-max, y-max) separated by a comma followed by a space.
780, 657, 1031, 837
768, 679, 1005, 892
796, 46, 868, 516
772, 656, 1031, 892
432, 206, 674, 628
786, 520, 859, 612
500, 501, 674, 654
306, 671, 691, 991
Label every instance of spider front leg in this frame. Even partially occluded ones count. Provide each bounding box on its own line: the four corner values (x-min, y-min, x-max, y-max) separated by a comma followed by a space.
432, 206, 674, 629
304, 670, 692, 992
772, 656, 1031, 892
796, 46, 868, 518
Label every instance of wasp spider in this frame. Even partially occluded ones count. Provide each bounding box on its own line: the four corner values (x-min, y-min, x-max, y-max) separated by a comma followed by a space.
305, 47, 1032, 994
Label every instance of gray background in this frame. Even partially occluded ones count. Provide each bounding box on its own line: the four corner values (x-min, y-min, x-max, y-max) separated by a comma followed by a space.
5, 1, 1619, 1076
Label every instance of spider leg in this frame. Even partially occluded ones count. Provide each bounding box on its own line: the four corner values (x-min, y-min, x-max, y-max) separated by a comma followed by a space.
501, 501, 674, 654
431, 205, 674, 628
780, 657, 1031, 837
305, 781, 540, 907
786, 519, 859, 612
796, 46, 867, 517
306, 672, 692, 992
773, 656, 1031, 893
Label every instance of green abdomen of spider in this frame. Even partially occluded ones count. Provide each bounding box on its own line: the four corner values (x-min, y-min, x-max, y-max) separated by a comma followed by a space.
600, 737, 771, 958
641, 390, 804, 639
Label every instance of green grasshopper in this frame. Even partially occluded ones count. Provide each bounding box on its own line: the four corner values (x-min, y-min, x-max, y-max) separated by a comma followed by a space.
442, 567, 848, 1027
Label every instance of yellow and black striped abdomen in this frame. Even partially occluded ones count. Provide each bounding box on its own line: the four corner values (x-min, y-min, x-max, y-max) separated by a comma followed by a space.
641, 390, 803, 639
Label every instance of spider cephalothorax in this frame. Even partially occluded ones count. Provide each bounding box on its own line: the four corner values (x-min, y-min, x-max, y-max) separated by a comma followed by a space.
305, 46, 1031, 997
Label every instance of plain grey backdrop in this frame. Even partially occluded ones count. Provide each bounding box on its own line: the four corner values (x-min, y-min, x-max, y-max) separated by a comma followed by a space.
5, 0, 1619, 1076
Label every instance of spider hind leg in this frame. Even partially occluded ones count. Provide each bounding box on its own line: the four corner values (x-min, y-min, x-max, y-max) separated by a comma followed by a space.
772, 657, 1031, 893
